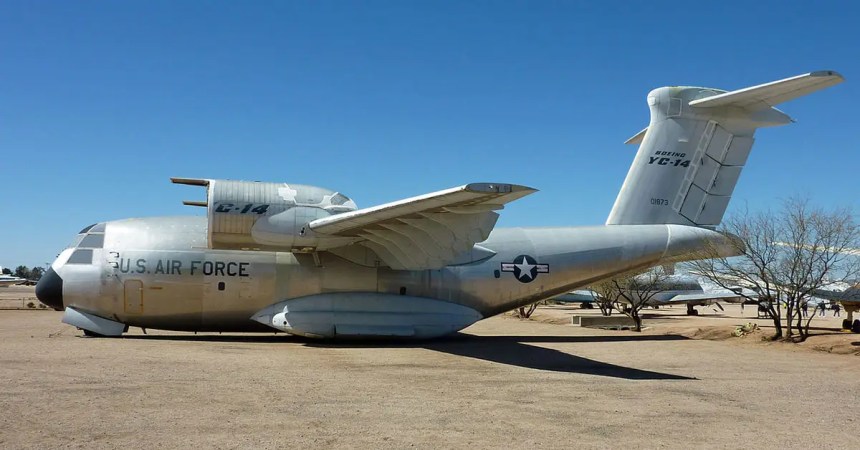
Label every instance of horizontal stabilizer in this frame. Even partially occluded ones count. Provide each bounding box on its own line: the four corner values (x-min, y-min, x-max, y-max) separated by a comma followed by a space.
688, 71, 844, 110
625, 127, 648, 145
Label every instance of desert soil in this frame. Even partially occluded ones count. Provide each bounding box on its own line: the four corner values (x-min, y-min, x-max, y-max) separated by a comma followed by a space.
1, 288, 858, 449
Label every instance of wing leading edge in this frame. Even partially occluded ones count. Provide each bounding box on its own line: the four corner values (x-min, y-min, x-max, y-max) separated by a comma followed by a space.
310, 183, 536, 270
688, 70, 844, 110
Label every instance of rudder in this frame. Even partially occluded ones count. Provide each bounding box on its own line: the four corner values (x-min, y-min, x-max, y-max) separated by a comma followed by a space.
606, 71, 843, 227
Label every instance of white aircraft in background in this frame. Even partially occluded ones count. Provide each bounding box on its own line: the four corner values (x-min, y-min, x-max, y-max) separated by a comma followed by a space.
555, 274, 750, 315
0, 267, 28, 287
811, 283, 860, 332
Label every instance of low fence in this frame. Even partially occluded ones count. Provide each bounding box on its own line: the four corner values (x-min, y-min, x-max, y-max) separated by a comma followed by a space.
0, 297, 49, 310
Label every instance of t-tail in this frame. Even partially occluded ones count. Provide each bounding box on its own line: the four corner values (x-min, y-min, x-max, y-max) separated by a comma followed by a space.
606, 71, 843, 228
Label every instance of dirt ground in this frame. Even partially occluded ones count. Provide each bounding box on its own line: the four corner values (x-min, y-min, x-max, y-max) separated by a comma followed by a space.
533, 302, 860, 356
0, 285, 41, 310
1, 290, 858, 449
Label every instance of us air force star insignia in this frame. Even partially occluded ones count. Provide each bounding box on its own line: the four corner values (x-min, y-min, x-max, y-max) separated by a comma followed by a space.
500, 255, 549, 283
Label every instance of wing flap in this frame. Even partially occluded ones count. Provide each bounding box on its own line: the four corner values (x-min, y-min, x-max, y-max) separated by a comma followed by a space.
310, 183, 536, 270
689, 71, 844, 110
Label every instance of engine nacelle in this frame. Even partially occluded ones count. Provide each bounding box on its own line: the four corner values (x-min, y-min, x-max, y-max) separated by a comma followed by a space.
173, 178, 358, 251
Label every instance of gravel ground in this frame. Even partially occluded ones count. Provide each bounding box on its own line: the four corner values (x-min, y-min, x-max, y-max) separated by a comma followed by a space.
1, 303, 858, 449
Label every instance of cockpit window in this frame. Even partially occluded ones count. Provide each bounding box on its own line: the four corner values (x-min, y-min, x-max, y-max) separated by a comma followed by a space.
69, 223, 106, 249
67, 234, 85, 249
67, 249, 93, 265
79, 233, 105, 248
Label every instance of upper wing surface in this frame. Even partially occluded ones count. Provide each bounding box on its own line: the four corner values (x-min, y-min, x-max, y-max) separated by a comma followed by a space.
309, 183, 536, 270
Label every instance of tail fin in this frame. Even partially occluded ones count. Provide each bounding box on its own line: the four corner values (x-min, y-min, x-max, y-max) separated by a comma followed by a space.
606, 71, 843, 227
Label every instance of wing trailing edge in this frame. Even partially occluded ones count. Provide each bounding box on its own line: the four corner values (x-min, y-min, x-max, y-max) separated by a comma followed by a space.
310, 183, 536, 270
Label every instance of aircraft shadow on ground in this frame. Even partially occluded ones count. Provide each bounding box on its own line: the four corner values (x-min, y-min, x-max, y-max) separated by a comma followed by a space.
639, 313, 719, 320
308, 334, 695, 380
118, 333, 694, 380
424, 336, 694, 380
747, 324, 848, 334
119, 334, 290, 343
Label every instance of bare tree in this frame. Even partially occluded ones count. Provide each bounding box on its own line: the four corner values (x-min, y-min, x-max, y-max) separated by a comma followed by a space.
688, 199, 860, 341
28, 266, 44, 281
592, 269, 671, 331
589, 281, 619, 317
14, 265, 29, 279
515, 302, 540, 319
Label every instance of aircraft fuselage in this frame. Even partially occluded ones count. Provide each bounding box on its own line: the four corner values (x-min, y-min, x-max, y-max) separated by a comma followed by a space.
41, 216, 730, 335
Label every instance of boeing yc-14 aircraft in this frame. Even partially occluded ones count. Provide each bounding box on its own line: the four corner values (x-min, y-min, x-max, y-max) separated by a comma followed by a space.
36, 71, 843, 339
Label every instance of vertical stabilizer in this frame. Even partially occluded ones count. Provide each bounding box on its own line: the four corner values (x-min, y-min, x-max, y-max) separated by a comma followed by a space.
606, 71, 843, 227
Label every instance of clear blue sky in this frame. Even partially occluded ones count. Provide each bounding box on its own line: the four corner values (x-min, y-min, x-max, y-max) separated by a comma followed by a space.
1, 0, 857, 269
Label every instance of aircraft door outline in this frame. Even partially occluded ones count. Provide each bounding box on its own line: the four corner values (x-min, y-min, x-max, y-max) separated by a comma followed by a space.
124, 279, 143, 314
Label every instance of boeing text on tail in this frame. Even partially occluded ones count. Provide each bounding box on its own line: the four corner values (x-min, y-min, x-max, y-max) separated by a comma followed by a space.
36, 71, 843, 338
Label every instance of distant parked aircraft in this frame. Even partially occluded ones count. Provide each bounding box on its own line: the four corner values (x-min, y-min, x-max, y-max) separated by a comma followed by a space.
811, 284, 860, 332
557, 275, 749, 315
0, 267, 28, 287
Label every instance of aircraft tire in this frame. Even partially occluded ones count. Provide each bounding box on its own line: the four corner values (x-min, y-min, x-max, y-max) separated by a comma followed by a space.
852, 320, 860, 334
686, 309, 699, 316
842, 319, 852, 330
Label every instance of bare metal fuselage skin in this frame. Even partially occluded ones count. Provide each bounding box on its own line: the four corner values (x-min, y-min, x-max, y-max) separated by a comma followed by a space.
52, 216, 724, 333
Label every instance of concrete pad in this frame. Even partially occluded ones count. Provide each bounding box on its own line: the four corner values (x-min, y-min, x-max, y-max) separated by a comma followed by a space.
572, 314, 636, 328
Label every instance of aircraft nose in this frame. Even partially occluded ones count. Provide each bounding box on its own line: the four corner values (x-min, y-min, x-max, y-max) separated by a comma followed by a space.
36, 267, 64, 311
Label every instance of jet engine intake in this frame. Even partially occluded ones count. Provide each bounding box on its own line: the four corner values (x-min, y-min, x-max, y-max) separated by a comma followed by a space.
172, 178, 358, 251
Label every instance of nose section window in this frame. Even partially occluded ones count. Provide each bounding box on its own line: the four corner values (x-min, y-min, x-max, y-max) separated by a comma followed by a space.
67, 234, 85, 249
79, 233, 104, 248
67, 249, 93, 265
69, 222, 106, 249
